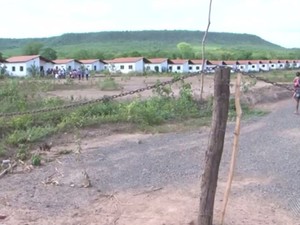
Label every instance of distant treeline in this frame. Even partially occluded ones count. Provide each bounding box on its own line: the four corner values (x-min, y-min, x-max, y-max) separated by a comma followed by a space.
1, 30, 300, 60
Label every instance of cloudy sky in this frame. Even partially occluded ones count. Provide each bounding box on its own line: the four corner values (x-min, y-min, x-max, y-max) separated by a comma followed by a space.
2, 0, 300, 48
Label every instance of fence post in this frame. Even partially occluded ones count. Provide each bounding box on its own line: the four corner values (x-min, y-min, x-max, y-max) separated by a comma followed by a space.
198, 67, 231, 225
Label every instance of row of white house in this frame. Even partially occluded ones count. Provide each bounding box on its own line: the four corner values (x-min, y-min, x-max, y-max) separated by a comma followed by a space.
1, 55, 300, 77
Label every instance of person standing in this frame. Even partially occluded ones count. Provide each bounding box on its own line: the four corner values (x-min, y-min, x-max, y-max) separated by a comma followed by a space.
85, 68, 89, 80
293, 72, 300, 114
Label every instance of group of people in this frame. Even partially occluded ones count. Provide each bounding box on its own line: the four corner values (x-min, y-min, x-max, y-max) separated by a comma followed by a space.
46, 67, 90, 80
69, 68, 90, 80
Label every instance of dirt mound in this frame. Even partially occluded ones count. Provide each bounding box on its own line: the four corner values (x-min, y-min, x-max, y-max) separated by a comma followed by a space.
241, 85, 292, 106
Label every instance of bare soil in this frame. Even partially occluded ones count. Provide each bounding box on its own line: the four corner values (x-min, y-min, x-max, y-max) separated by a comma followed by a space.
0, 75, 297, 225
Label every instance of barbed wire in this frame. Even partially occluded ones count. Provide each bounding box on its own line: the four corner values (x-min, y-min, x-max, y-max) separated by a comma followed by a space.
243, 71, 294, 91
0, 73, 200, 118
0, 70, 295, 118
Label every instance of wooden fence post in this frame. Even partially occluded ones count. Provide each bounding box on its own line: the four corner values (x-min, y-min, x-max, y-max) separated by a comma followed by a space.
198, 67, 231, 225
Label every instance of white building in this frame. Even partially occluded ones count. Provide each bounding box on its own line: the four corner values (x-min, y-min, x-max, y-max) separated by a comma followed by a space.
276, 60, 286, 70
268, 60, 278, 70
207, 60, 228, 73
53, 59, 82, 71
104, 57, 150, 74
189, 59, 204, 73
5, 55, 54, 77
258, 60, 270, 71
223, 60, 239, 72
168, 59, 190, 73
145, 58, 170, 73
78, 59, 106, 71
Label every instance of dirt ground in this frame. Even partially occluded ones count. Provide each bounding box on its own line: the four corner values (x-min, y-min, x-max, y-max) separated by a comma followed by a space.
0, 75, 297, 225
46, 75, 276, 102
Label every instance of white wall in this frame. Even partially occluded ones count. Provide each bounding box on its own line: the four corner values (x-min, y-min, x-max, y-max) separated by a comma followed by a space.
82, 62, 105, 71
189, 64, 202, 73
269, 63, 277, 69
237, 64, 249, 72
6, 63, 27, 76
248, 63, 260, 72
145, 61, 168, 72
259, 63, 270, 71
168, 62, 189, 73
109, 60, 144, 74
54, 61, 82, 71
6, 58, 41, 76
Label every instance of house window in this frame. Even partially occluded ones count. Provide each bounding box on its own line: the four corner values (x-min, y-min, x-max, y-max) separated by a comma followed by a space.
20, 66, 24, 71
12, 66, 16, 71
280, 65, 283, 67
240, 66, 244, 69
189, 66, 192, 70
177, 66, 181, 70
154, 66, 159, 72
94, 66, 96, 71
169, 66, 172, 71
120, 65, 124, 69
196, 66, 200, 70
271, 65, 275, 67
68, 66, 71, 70
128, 65, 133, 70
262, 65, 265, 67
252, 65, 255, 68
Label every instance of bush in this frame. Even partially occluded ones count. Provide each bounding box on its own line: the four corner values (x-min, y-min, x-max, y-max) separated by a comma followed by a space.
98, 77, 120, 90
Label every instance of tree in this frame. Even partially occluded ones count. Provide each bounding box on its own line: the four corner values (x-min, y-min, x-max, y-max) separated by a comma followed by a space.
73, 49, 91, 59
0, 52, 3, 60
177, 42, 194, 59
23, 42, 44, 55
41, 48, 57, 60
93, 51, 105, 59
27, 64, 40, 77
129, 51, 142, 57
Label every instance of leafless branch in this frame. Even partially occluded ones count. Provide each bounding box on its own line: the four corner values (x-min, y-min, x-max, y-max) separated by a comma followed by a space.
200, 0, 213, 99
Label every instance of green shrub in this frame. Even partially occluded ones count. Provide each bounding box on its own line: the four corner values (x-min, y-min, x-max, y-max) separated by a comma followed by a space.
98, 77, 120, 90
16, 144, 30, 161
31, 154, 41, 166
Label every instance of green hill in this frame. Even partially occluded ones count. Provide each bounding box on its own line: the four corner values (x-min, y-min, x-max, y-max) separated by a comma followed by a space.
0, 30, 298, 60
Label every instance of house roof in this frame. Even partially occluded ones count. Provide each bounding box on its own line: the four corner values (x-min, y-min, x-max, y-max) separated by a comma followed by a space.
190, 59, 204, 65
53, 59, 81, 64
0, 59, 7, 63
170, 59, 191, 64
224, 60, 238, 65
208, 60, 230, 65
258, 60, 271, 64
6, 55, 53, 63
236, 60, 251, 65
147, 58, 170, 64
109, 57, 151, 64
78, 59, 107, 64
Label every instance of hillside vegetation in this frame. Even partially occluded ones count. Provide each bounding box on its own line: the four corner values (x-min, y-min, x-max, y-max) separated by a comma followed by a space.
1, 30, 300, 60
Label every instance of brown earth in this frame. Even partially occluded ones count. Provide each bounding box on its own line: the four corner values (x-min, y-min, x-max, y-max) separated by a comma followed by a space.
0, 75, 297, 225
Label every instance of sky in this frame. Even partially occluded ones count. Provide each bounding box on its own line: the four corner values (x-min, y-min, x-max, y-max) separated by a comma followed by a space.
1, 0, 300, 48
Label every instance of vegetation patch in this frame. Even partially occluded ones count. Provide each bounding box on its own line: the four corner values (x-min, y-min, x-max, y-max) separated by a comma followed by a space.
98, 77, 120, 91
0, 75, 266, 162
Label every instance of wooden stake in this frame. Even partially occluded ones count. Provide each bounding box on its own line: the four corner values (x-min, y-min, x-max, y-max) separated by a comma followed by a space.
198, 67, 231, 225
220, 73, 243, 225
